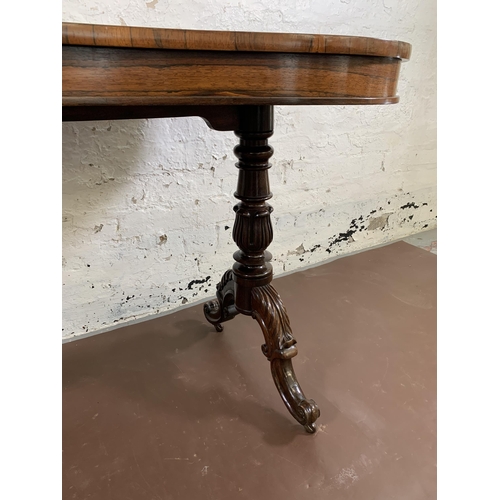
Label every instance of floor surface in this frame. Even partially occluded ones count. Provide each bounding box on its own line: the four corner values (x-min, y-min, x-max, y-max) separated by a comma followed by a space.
63, 240, 437, 499
403, 229, 437, 255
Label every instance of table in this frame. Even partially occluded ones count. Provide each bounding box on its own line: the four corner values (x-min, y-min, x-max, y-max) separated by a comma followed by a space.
62, 22, 411, 433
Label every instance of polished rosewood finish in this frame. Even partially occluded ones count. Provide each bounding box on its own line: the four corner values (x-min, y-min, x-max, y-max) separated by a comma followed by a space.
62, 22, 411, 59
62, 22, 410, 433
62, 22, 411, 118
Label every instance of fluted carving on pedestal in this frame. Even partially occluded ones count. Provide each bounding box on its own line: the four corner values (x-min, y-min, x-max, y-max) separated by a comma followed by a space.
232, 205, 273, 255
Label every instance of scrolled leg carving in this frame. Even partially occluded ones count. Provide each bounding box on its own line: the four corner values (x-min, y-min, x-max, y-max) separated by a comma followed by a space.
204, 270, 239, 332
251, 284, 320, 433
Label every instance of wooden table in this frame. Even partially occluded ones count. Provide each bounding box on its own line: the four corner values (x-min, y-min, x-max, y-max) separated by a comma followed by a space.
62, 22, 411, 433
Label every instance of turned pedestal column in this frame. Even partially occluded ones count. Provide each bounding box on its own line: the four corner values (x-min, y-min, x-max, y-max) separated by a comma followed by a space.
204, 105, 320, 433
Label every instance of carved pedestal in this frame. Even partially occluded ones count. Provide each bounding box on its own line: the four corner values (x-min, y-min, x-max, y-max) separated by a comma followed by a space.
204, 105, 320, 433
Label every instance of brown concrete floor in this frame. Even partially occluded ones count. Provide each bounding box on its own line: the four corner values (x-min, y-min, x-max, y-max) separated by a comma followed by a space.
63, 241, 436, 500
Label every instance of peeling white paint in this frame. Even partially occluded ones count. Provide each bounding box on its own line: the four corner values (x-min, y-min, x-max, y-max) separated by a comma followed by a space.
62, 0, 436, 339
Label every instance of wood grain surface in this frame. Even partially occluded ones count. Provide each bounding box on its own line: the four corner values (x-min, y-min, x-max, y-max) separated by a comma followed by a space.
62, 22, 410, 120
62, 22, 411, 60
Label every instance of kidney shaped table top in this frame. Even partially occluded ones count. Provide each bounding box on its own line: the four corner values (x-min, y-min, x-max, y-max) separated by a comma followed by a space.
62, 22, 411, 433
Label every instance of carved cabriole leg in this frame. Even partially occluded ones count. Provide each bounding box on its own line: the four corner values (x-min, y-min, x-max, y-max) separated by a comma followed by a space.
204, 105, 320, 432
252, 284, 320, 433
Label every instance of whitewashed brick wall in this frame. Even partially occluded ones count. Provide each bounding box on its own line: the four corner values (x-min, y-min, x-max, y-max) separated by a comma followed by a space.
62, 0, 436, 339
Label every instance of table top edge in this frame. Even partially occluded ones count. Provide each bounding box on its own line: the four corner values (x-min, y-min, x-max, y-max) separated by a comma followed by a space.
62, 22, 411, 61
